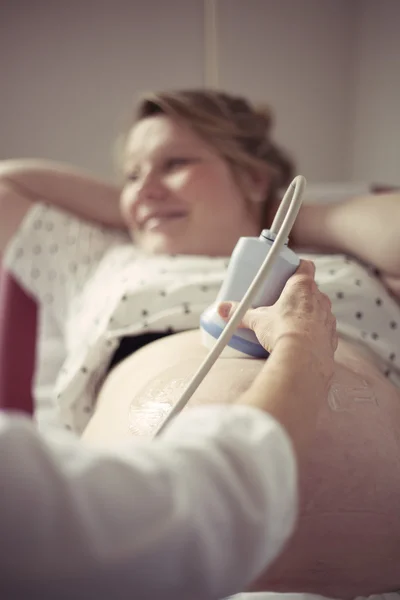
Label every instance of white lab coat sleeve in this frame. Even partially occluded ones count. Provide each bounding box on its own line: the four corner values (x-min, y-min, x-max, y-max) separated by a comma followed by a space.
0, 404, 297, 600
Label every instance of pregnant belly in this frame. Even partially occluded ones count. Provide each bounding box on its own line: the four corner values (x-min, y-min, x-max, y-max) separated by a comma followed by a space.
82, 330, 400, 598
84, 329, 265, 443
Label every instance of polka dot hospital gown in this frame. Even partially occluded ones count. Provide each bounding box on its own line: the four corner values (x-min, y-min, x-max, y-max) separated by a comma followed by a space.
4, 204, 400, 436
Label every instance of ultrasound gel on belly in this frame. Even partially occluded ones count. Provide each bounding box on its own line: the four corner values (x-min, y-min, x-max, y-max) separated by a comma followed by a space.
129, 378, 189, 437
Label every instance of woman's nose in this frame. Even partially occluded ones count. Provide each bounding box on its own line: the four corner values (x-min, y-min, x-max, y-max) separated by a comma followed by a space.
121, 169, 167, 223
137, 170, 166, 202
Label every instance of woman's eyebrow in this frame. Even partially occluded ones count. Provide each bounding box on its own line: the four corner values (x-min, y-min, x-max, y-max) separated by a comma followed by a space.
156, 142, 200, 154
124, 143, 200, 166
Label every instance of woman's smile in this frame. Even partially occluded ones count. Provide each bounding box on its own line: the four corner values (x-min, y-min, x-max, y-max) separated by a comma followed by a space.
143, 213, 188, 232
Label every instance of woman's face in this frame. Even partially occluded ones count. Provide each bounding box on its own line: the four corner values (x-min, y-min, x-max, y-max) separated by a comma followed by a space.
120, 115, 264, 256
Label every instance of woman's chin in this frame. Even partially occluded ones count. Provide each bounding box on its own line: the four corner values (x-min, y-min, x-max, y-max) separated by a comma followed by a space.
139, 234, 185, 256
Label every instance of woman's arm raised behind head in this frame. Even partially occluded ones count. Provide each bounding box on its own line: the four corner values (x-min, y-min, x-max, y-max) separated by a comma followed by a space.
291, 192, 400, 279
0, 159, 124, 255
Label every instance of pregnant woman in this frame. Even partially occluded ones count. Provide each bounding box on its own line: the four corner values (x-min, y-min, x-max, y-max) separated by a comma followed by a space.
1, 89, 400, 598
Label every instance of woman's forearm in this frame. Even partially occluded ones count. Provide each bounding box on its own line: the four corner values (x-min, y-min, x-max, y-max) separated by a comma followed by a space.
291, 193, 400, 276
238, 337, 331, 465
0, 159, 125, 228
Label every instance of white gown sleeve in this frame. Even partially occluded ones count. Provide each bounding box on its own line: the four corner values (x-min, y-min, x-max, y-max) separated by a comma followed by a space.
2, 202, 128, 329
0, 404, 297, 600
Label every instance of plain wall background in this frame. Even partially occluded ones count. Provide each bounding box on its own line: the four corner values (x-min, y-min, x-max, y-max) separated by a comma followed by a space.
351, 0, 400, 185
1, 0, 399, 184
0, 0, 205, 178
217, 0, 358, 183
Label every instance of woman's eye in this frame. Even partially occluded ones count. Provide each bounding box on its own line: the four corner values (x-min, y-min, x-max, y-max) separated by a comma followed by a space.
126, 171, 139, 182
165, 157, 193, 170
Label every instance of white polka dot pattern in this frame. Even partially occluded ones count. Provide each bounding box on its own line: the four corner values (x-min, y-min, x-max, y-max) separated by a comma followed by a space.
301, 252, 400, 387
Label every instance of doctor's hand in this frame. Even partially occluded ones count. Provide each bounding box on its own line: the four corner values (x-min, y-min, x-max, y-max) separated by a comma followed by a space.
217, 260, 338, 377
218, 260, 338, 468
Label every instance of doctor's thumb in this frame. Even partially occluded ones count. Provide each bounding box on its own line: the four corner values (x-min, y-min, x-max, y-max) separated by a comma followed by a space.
217, 301, 252, 330
217, 301, 235, 320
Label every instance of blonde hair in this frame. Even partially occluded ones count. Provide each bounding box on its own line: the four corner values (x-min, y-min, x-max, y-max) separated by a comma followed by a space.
122, 89, 295, 225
